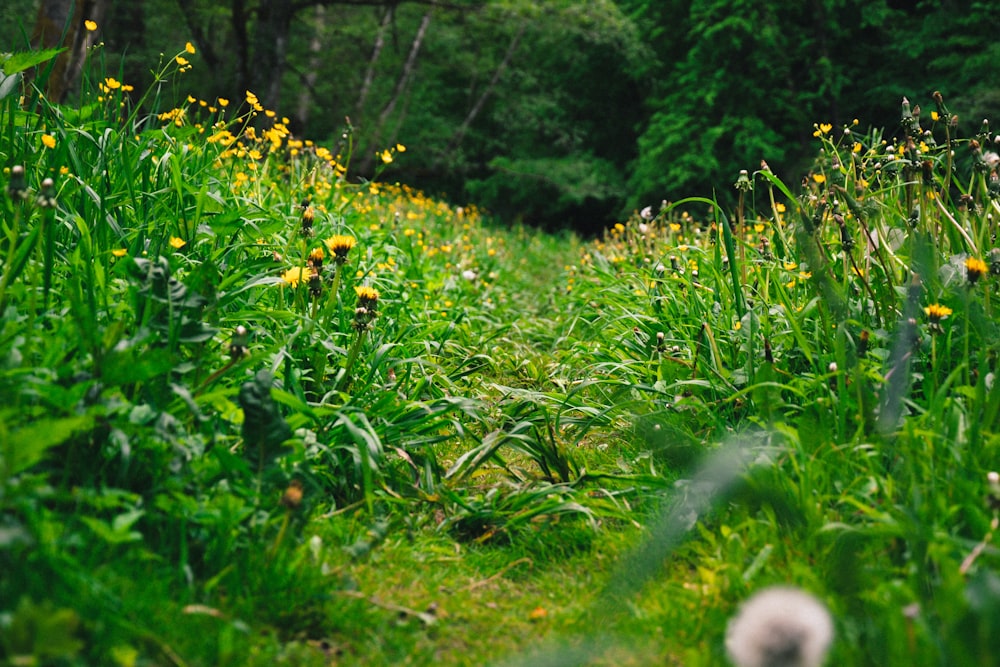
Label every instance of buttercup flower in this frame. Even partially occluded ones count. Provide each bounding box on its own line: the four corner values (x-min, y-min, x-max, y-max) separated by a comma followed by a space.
726, 586, 834, 667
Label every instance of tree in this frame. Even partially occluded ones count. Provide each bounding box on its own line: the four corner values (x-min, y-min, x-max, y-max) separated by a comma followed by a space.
28, 0, 110, 102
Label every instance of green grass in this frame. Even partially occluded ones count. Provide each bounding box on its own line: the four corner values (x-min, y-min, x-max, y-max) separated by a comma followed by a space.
2, 47, 1000, 667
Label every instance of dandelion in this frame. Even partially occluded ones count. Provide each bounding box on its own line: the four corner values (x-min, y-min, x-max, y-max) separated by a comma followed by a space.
324, 235, 356, 264
924, 303, 952, 323
725, 586, 834, 667
281, 267, 306, 287
41, 134, 56, 149
965, 256, 988, 285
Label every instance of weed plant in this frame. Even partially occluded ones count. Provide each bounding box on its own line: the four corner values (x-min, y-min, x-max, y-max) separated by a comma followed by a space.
1, 41, 998, 667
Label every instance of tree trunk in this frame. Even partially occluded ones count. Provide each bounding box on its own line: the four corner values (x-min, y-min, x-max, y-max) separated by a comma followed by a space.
250, 0, 296, 113
358, 9, 432, 173
354, 5, 394, 123
232, 0, 251, 101
445, 21, 524, 157
29, 0, 109, 103
294, 4, 328, 131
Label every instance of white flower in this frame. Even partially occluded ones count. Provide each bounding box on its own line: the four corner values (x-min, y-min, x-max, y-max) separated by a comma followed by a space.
640, 205, 654, 220
462, 269, 478, 281
725, 586, 834, 667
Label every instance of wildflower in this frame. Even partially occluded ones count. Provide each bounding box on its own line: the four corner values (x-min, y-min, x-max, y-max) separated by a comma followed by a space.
169, 236, 186, 249
84, 20, 97, 31
36, 178, 57, 208
41, 134, 56, 149
7, 165, 28, 200
324, 235, 356, 264
379, 149, 393, 164
924, 303, 952, 322
396, 143, 406, 153
104, 77, 122, 90
811, 173, 826, 184
725, 586, 834, 667
965, 257, 988, 285
185, 41, 196, 54
217, 97, 229, 108
353, 285, 380, 331
300, 204, 315, 237
175, 56, 189, 67
280, 479, 303, 509
640, 205, 654, 220
281, 267, 306, 287
111, 248, 128, 258
308, 247, 324, 270
987, 471, 1000, 512
229, 325, 249, 360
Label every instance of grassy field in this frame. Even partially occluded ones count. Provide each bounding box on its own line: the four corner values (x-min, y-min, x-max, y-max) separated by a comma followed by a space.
2, 47, 999, 666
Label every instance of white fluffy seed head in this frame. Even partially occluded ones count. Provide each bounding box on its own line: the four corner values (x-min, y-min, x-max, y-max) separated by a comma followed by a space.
725, 586, 834, 667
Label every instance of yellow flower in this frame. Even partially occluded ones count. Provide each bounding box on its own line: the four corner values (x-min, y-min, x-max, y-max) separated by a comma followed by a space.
965, 257, 988, 285
111, 248, 128, 257
395, 143, 407, 153
175, 56, 189, 67
819, 123, 832, 134
41, 134, 56, 149
218, 97, 230, 107
281, 267, 306, 287
84, 20, 98, 31
104, 77, 122, 90
324, 234, 357, 263
379, 149, 393, 164
185, 42, 196, 54
931, 111, 940, 122
924, 303, 952, 322
812, 173, 826, 184
355, 285, 380, 306
169, 236, 186, 249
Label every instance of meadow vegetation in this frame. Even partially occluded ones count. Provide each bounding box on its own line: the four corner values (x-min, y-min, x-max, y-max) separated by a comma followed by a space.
2, 43, 1000, 667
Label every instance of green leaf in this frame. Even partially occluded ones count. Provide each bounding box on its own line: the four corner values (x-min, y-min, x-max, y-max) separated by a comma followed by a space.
2, 48, 65, 75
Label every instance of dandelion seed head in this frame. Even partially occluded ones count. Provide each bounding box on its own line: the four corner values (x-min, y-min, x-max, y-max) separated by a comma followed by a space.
725, 586, 834, 667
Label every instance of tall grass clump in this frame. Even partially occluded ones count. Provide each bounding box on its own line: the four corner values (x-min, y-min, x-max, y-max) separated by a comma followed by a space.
516, 98, 999, 665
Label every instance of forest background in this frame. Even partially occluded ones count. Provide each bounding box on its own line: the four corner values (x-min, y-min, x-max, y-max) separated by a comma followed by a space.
4, 0, 997, 234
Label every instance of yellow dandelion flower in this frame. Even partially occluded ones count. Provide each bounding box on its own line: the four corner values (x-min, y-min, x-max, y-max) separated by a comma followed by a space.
966, 257, 988, 285
923, 303, 952, 322
281, 267, 306, 287
185, 41, 196, 54
84, 20, 98, 31
324, 234, 357, 263
41, 134, 56, 149
355, 285, 380, 305
169, 236, 186, 249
